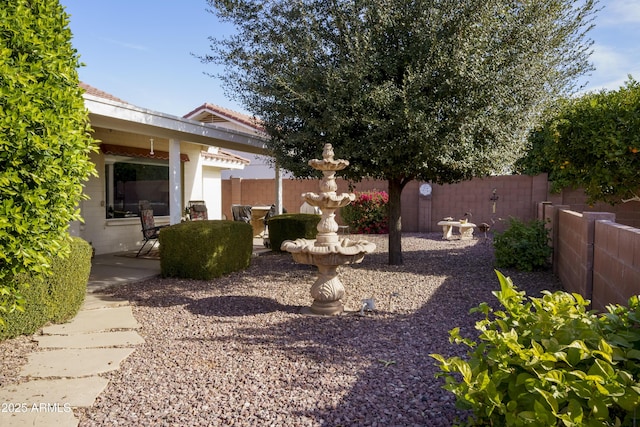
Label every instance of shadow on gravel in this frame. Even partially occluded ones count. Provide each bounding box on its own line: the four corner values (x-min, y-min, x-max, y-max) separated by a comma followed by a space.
187, 295, 302, 317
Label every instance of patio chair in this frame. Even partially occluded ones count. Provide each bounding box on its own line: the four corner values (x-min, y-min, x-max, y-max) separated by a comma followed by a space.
231, 204, 252, 223
188, 200, 208, 221
137, 208, 169, 257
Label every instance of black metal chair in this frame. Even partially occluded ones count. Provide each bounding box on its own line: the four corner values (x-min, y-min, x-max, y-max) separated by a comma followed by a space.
231, 205, 252, 223
137, 208, 168, 257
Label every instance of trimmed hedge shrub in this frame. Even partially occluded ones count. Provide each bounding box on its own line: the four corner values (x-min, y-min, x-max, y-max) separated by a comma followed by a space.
159, 220, 253, 280
431, 271, 640, 427
267, 213, 321, 252
493, 217, 552, 271
46, 237, 92, 322
0, 237, 92, 341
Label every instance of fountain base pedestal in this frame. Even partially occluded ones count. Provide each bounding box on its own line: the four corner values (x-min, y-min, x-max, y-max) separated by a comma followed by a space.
309, 264, 345, 315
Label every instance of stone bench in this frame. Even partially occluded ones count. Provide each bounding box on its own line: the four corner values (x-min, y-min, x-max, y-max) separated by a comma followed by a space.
436, 220, 476, 240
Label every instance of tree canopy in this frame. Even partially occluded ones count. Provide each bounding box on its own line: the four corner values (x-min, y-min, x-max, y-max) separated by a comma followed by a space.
204, 0, 598, 264
0, 0, 96, 316
516, 77, 640, 205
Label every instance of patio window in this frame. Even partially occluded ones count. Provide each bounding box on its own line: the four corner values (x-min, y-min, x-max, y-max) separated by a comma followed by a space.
105, 159, 169, 218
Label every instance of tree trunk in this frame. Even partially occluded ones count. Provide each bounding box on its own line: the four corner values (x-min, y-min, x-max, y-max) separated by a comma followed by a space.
387, 178, 404, 265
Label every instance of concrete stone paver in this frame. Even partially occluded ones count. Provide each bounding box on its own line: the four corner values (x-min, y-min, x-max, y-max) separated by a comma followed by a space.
0, 377, 110, 407
21, 347, 137, 378
41, 306, 140, 335
34, 330, 145, 349
81, 293, 130, 310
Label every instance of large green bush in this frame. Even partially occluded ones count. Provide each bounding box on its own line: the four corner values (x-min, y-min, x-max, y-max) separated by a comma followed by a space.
159, 220, 253, 280
0, 237, 92, 340
267, 213, 320, 252
493, 217, 552, 271
516, 78, 640, 204
340, 190, 389, 234
0, 0, 96, 317
431, 271, 640, 427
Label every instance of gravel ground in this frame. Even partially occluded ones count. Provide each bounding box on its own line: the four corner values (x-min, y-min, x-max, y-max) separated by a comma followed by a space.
3, 233, 562, 426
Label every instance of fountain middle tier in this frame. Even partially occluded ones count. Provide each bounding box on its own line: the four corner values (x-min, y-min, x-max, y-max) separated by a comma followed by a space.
302, 191, 354, 209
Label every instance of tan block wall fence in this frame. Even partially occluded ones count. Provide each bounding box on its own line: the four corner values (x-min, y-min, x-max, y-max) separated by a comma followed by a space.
222, 174, 640, 311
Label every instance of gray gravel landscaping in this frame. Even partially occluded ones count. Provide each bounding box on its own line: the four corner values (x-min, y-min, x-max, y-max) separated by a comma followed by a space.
50, 233, 563, 425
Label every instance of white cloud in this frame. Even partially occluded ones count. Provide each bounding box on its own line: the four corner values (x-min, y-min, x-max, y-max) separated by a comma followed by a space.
580, 41, 639, 92
599, 0, 640, 25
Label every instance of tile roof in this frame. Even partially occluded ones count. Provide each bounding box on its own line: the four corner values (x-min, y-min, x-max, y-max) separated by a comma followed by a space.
183, 103, 265, 133
79, 82, 129, 104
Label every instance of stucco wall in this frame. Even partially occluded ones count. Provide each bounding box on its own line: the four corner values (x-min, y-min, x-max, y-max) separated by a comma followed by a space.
80, 141, 226, 255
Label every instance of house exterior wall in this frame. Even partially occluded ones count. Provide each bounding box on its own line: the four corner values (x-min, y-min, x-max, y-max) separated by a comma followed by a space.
78, 136, 227, 255
79, 150, 170, 255
202, 167, 222, 220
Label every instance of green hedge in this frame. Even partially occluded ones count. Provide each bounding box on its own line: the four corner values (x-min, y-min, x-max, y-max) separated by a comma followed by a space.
268, 213, 321, 252
159, 220, 253, 280
0, 237, 92, 341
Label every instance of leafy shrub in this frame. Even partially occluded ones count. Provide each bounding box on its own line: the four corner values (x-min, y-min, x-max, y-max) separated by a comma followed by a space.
431, 271, 640, 427
340, 190, 389, 234
159, 220, 253, 280
0, 0, 96, 317
493, 217, 552, 271
515, 78, 640, 204
268, 213, 320, 252
0, 237, 92, 340
46, 237, 92, 322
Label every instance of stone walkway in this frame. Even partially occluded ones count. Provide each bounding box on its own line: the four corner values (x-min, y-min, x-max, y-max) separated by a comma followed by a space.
0, 241, 268, 426
0, 293, 144, 426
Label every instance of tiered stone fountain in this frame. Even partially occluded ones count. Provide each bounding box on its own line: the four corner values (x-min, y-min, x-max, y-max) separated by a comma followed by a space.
281, 144, 376, 315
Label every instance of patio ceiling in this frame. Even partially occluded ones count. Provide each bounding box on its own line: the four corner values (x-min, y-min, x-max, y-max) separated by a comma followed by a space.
84, 94, 269, 155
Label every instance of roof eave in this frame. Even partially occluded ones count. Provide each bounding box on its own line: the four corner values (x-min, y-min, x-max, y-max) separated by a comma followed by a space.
84, 94, 269, 155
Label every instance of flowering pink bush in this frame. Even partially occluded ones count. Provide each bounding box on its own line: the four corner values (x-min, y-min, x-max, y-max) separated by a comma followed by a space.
341, 190, 389, 234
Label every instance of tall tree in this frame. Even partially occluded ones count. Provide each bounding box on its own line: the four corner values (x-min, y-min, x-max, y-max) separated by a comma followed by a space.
204, 0, 598, 264
0, 0, 96, 317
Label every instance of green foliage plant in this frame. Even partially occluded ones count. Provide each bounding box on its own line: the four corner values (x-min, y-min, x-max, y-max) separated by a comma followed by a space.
516, 78, 640, 204
341, 190, 389, 234
204, 0, 597, 265
0, 237, 91, 341
267, 213, 320, 253
0, 0, 96, 319
159, 221, 253, 280
430, 271, 640, 427
493, 217, 552, 271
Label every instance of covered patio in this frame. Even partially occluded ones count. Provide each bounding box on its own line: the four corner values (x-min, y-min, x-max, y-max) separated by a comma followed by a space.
73, 84, 272, 255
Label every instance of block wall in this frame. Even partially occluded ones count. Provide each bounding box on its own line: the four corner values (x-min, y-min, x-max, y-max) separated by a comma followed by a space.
592, 221, 640, 311
556, 210, 589, 297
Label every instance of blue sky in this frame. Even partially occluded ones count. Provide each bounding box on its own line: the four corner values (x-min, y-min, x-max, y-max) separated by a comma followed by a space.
61, 0, 640, 118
